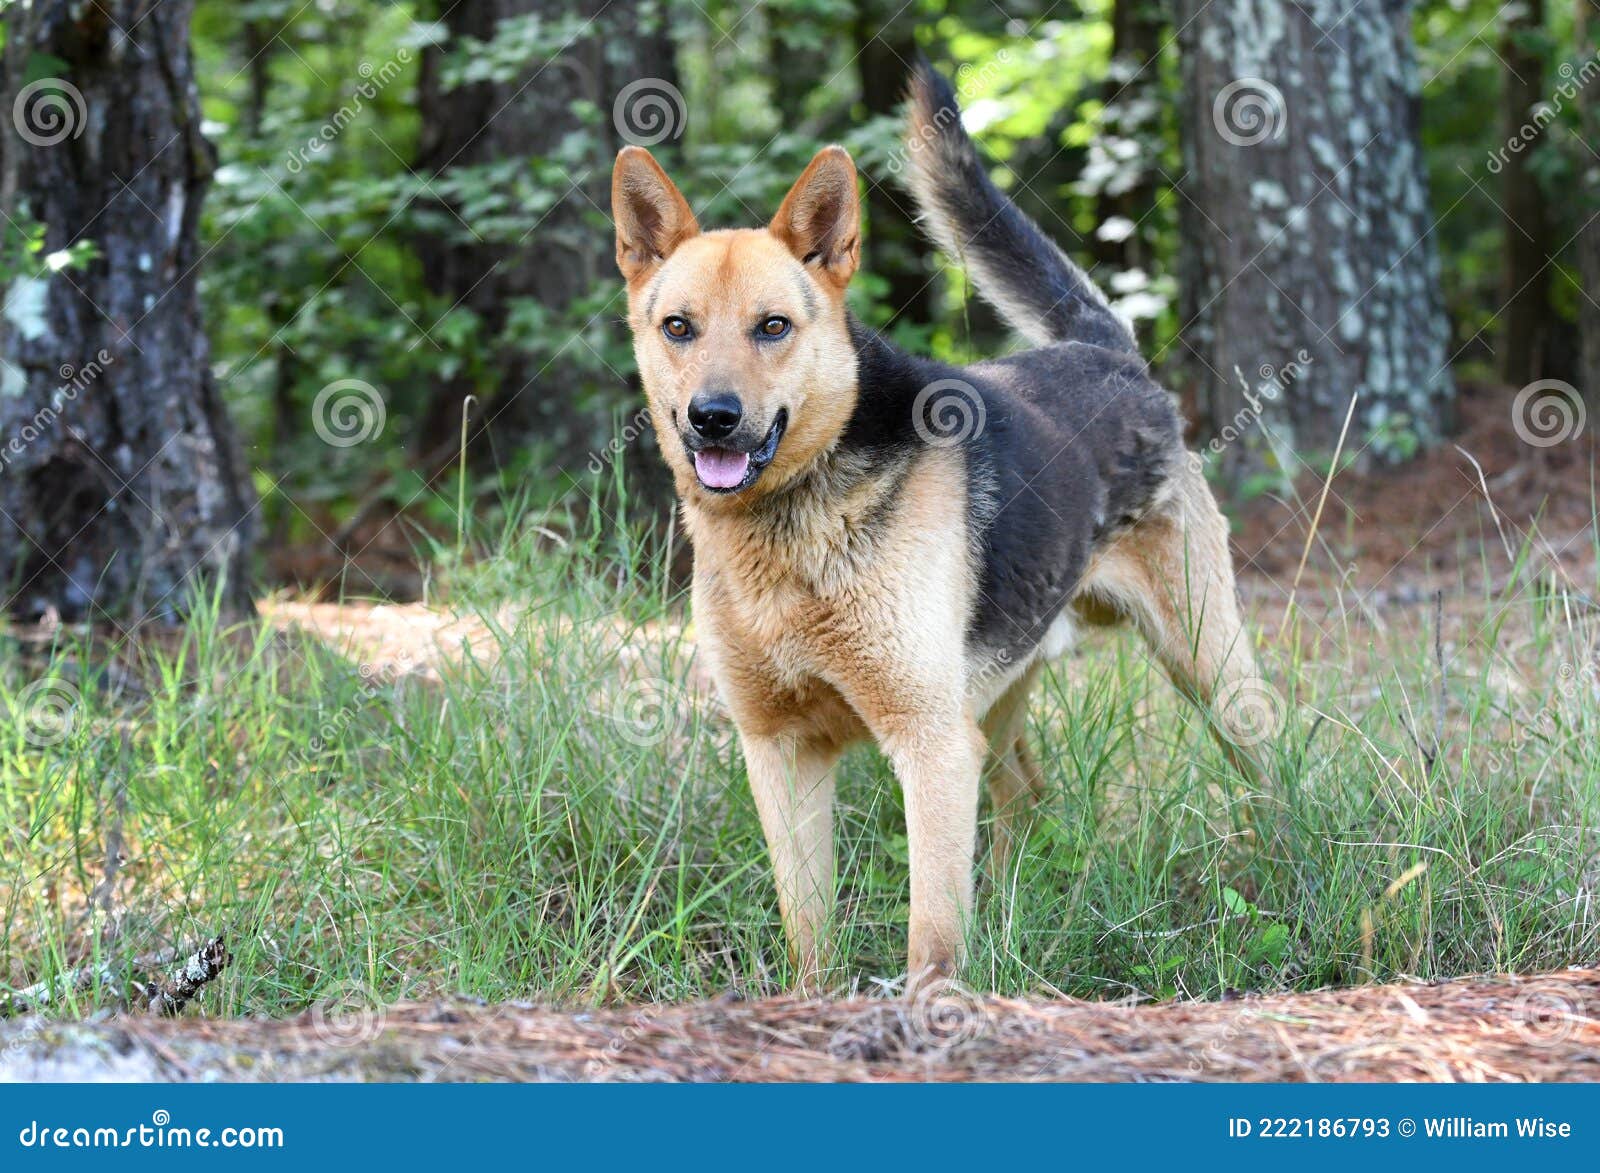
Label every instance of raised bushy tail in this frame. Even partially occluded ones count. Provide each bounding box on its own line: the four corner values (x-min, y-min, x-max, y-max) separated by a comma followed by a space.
903, 63, 1134, 353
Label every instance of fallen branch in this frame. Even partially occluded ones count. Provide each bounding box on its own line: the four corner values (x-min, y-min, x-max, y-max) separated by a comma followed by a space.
133, 936, 232, 1017
4, 935, 230, 1018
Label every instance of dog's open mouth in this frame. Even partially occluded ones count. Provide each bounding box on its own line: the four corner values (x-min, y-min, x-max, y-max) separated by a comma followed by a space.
692, 409, 787, 493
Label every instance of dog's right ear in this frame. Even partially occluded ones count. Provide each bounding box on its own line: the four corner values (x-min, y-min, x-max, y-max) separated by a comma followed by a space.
612, 146, 699, 286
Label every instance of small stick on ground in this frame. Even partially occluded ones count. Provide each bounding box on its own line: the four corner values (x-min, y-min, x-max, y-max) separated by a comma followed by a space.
4, 935, 230, 1019
134, 936, 231, 1017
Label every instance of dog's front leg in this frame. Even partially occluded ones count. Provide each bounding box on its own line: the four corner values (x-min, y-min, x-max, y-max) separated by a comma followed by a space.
878, 714, 986, 988
739, 731, 842, 992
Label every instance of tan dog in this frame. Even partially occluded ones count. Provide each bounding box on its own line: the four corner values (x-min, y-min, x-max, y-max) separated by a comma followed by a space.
611, 65, 1269, 991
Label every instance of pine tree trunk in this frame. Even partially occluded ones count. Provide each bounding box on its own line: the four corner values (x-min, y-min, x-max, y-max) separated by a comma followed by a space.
413, 0, 677, 458
1094, 0, 1165, 274
1580, 0, 1600, 424
1499, 0, 1552, 386
1173, 0, 1455, 483
854, 0, 935, 327
0, 0, 254, 623
768, 6, 816, 125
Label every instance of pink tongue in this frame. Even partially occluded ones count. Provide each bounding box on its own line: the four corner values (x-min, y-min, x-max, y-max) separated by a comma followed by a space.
694, 448, 751, 489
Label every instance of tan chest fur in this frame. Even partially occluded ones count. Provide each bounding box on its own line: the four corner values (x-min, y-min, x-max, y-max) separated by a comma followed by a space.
686, 450, 973, 743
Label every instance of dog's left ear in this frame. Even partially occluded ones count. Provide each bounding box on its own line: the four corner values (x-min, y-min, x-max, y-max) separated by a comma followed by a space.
770, 146, 860, 292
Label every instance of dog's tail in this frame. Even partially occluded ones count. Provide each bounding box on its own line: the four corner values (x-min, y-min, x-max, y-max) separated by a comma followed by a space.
903, 63, 1134, 353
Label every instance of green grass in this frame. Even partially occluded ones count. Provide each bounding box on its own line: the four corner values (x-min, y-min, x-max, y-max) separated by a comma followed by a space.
2, 487, 1597, 1018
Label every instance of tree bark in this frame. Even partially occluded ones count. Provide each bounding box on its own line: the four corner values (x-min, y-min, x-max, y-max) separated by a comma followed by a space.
768, 6, 816, 126
1580, 0, 1600, 424
1498, 0, 1553, 386
1093, 0, 1166, 274
1173, 0, 1455, 483
413, 0, 676, 458
0, 0, 254, 623
853, 0, 935, 327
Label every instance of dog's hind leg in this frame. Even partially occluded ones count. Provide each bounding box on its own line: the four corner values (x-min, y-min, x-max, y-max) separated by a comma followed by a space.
980, 664, 1046, 884
1078, 461, 1275, 784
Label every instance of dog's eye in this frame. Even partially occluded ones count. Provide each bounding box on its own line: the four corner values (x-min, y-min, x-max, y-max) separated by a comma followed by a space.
758, 316, 791, 339
662, 316, 692, 341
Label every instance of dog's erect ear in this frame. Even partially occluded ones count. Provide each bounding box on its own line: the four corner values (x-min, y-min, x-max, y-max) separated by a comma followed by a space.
769, 146, 860, 292
612, 146, 699, 285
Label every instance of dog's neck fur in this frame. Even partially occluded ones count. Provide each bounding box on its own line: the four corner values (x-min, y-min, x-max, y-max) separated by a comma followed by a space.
684, 315, 931, 595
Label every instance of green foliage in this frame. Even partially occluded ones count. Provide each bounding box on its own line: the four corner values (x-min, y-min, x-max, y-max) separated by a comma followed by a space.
178, 0, 1597, 560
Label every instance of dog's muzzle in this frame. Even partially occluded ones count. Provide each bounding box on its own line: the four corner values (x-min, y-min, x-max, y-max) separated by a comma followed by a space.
684, 409, 788, 493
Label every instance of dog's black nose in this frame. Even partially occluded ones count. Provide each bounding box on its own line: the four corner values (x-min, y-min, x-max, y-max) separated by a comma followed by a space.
687, 393, 742, 441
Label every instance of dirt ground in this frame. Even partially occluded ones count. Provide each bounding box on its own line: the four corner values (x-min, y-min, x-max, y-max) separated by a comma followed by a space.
2, 968, 1596, 1082
1232, 382, 1597, 586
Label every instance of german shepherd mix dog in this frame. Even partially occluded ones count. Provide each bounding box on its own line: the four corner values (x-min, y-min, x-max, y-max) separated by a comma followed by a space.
612, 65, 1267, 991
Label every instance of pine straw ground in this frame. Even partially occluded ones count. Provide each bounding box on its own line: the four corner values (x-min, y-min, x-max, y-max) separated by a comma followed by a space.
2, 968, 1597, 1082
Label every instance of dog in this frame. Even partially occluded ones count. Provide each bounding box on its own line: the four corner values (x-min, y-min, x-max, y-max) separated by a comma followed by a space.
611, 64, 1268, 991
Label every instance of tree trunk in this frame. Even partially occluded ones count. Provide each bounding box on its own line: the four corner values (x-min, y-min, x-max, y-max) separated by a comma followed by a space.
1093, 0, 1166, 274
0, 0, 254, 623
768, 6, 815, 126
853, 0, 935, 327
1173, 0, 1455, 483
413, 0, 676, 459
1499, 0, 1553, 386
1580, 0, 1600, 424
